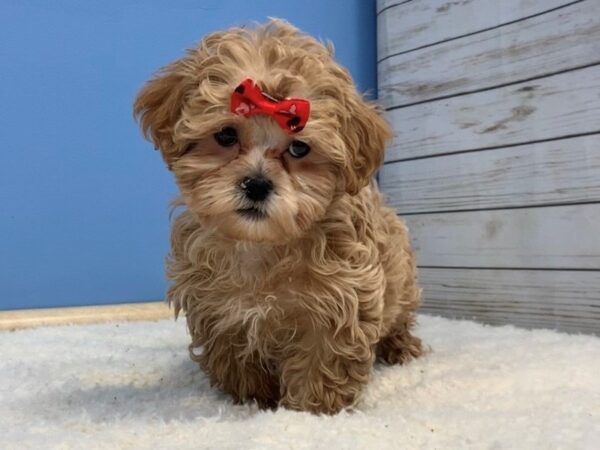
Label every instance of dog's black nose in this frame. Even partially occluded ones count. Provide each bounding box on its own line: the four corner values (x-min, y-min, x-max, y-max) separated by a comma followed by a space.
240, 176, 273, 202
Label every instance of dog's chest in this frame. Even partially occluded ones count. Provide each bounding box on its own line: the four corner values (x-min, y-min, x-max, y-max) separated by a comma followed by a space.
237, 247, 305, 307
207, 247, 304, 357
175, 237, 309, 357
237, 246, 273, 279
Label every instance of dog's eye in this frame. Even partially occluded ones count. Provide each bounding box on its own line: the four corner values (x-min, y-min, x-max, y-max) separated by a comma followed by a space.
214, 127, 239, 147
288, 140, 310, 158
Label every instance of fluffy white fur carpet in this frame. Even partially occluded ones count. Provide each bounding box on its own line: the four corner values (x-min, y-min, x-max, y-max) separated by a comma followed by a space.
1, 314, 599, 449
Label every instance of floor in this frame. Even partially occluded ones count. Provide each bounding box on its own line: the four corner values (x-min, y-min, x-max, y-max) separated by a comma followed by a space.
1, 314, 599, 449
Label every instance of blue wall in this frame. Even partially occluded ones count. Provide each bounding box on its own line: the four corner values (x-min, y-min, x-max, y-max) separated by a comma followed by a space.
0, 0, 376, 310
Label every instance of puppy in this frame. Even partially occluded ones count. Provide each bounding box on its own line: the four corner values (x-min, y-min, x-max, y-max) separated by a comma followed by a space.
134, 20, 423, 414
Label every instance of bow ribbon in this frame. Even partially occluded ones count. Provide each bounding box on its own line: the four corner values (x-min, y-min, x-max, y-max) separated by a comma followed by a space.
230, 78, 310, 133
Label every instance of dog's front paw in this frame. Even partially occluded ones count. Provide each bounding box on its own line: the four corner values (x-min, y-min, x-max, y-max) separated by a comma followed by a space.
280, 384, 359, 415
280, 353, 370, 415
377, 325, 423, 365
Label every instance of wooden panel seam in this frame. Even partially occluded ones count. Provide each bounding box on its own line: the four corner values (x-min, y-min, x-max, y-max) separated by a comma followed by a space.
418, 267, 600, 334
377, 0, 414, 16
402, 204, 600, 268
383, 65, 600, 161
377, 0, 580, 60
379, 0, 600, 107
380, 134, 600, 213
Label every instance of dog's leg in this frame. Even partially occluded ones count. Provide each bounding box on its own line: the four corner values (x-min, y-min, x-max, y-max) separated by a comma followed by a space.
279, 323, 375, 414
377, 318, 423, 365
192, 335, 280, 409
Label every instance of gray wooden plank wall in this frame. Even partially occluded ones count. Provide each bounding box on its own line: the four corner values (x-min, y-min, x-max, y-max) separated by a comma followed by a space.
377, 0, 600, 334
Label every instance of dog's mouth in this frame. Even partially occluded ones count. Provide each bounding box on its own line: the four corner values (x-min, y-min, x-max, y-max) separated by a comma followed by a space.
236, 207, 268, 220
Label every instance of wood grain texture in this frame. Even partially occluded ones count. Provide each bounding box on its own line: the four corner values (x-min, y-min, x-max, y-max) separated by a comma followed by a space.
380, 135, 600, 213
377, 0, 569, 60
403, 204, 600, 269
378, 0, 600, 334
384, 65, 600, 162
0, 302, 172, 331
419, 268, 600, 334
378, 1, 600, 107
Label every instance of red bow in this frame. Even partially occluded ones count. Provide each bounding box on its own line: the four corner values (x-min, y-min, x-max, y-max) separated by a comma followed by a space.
230, 78, 310, 133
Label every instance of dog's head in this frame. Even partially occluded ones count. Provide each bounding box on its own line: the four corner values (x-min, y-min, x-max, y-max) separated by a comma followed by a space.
134, 20, 391, 243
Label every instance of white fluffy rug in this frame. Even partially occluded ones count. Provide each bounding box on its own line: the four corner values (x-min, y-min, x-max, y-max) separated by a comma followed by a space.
1, 315, 599, 449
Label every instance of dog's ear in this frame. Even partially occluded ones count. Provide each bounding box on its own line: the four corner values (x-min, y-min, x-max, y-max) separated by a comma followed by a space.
133, 60, 193, 164
340, 96, 392, 195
